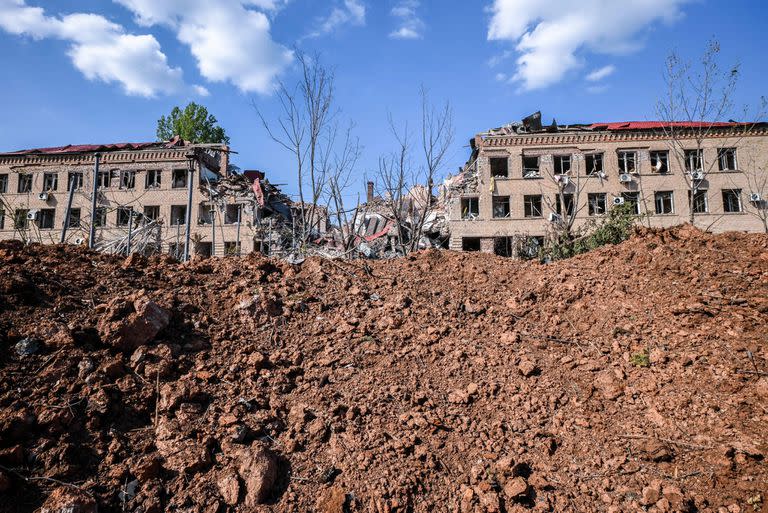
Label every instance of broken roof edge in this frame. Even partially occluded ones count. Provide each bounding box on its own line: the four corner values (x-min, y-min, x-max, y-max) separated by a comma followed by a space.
0, 137, 231, 157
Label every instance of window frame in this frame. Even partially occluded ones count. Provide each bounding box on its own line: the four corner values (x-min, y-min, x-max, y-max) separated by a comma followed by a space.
717, 148, 737, 171
489, 157, 509, 178
491, 196, 511, 219
688, 190, 708, 214
554, 193, 575, 216
18, 174, 33, 193
621, 192, 641, 215
43, 172, 59, 191
172, 169, 188, 189
37, 208, 55, 229
553, 154, 572, 175
67, 208, 81, 228
119, 170, 136, 190
654, 191, 675, 215
116, 207, 134, 227
143, 205, 160, 222
170, 205, 188, 226
97, 171, 111, 189
0, 209, 4, 230
587, 193, 607, 216
618, 151, 637, 174
522, 156, 540, 178
585, 153, 603, 175
684, 149, 703, 172
523, 194, 543, 218
14, 209, 29, 229
94, 207, 107, 228
649, 151, 669, 174
722, 189, 742, 213
145, 169, 162, 189
460, 197, 480, 220
225, 204, 243, 224
0, 174, 7, 193
67, 172, 84, 191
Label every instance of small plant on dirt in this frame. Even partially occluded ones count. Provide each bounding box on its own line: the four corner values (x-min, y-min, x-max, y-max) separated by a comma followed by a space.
630, 350, 651, 368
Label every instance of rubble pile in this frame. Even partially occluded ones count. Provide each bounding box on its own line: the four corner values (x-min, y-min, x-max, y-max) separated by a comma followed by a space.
0, 225, 766, 513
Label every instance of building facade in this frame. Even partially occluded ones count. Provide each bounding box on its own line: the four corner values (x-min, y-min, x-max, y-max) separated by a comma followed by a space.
0, 140, 269, 258
447, 119, 768, 254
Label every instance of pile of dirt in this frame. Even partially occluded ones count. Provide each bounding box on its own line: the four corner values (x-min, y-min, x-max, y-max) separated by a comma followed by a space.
0, 225, 766, 513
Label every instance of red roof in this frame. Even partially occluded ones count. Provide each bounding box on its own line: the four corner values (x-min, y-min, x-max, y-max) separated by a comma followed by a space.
0, 139, 184, 156
589, 121, 744, 131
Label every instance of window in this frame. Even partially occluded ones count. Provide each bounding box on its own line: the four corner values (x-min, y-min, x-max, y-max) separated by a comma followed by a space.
684, 149, 703, 172
94, 207, 107, 227
196, 242, 213, 258
14, 209, 29, 229
722, 189, 742, 213
145, 169, 162, 189
654, 191, 674, 215
492, 196, 511, 218
688, 190, 708, 214
718, 148, 737, 171
650, 151, 669, 173
522, 156, 540, 178
554, 194, 575, 216
117, 207, 134, 227
225, 204, 243, 224
172, 169, 187, 188
0, 174, 7, 193
67, 208, 81, 228
97, 171, 111, 188
224, 242, 241, 256
588, 193, 607, 216
37, 209, 55, 229
43, 173, 58, 191
585, 153, 603, 175
618, 151, 636, 174
143, 206, 160, 222
67, 172, 83, 191
170, 205, 187, 225
18, 174, 32, 193
0, 209, 4, 230
461, 197, 479, 219
524, 195, 543, 218
168, 243, 186, 260
119, 170, 136, 189
621, 192, 641, 215
198, 204, 214, 225
462, 238, 481, 252
490, 157, 509, 178
553, 155, 571, 175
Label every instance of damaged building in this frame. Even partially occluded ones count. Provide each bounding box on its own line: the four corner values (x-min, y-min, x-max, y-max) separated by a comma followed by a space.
0, 139, 293, 258
447, 112, 768, 255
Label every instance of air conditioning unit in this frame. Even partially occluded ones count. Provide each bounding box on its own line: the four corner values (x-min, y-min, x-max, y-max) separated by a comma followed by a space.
613, 197, 625, 206
554, 174, 569, 186
26, 210, 39, 221
619, 173, 632, 183
74, 238, 85, 245
691, 171, 704, 180
750, 193, 762, 202
548, 212, 561, 223
38, 192, 49, 201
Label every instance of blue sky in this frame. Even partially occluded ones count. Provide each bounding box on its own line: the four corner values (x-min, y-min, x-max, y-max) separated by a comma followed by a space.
1, 0, 766, 199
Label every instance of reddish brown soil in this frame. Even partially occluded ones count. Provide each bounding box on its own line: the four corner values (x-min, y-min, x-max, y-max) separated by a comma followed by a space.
0, 225, 767, 513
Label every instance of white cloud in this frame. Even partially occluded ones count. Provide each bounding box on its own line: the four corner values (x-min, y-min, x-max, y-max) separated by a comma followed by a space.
389, 0, 424, 40
306, 0, 366, 38
585, 64, 616, 82
487, 0, 689, 91
114, 0, 293, 94
0, 0, 185, 96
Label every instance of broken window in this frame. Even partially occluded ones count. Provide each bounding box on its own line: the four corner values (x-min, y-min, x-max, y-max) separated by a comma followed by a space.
490, 157, 509, 178
461, 237, 481, 252
519, 236, 544, 260
37, 208, 55, 229
67, 208, 81, 228
722, 189, 742, 213
119, 170, 136, 189
621, 192, 641, 215
116, 207, 134, 227
684, 149, 703, 172
588, 193, 607, 216
553, 155, 571, 175
718, 148, 737, 171
140, 206, 159, 223
494, 237, 513, 257
618, 151, 636, 174
43, 173, 58, 191
688, 190, 708, 214
461, 197, 479, 219
224, 242, 241, 256
225, 204, 243, 224
650, 151, 669, 173
198, 204, 214, 225
654, 191, 674, 215
585, 153, 603, 175
172, 169, 188, 188
0, 209, 4, 230
522, 156, 540, 178
524, 195, 543, 218
18, 174, 32, 193
14, 209, 29, 229
0, 174, 7, 193
168, 243, 186, 260
94, 207, 107, 227
97, 171, 111, 188
554, 194, 575, 216
196, 242, 212, 258
492, 196, 511, 218
170, 205, 187, 225
145, 169, 162, 189
67, 172, 83, 191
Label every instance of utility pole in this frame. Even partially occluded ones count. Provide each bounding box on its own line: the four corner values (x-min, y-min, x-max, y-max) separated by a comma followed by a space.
88, 153, 100, 249
127, 210, 134, 255
211, 207, 216, 257
60, 178, 76, 244
236, 220, 241, 256
183, 152, 195, 262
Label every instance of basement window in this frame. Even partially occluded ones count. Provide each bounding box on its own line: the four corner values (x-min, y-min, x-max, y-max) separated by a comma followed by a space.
718, 148, 737, 171
618, 151, 636, 174
585, 153, 603, 175
145, 169, 162, 189
119, 170, 136, 189
224, 242, 241, 256
43, 173, 58, 191
492, 196, 511, 218
18, 174, 32, 193
172, 169, 188, 189
196, 242, 212, 258
461, 197, 479, 219
650, 151, 669, 173
684, 149, 703, 172
168, 243, 186, 260
490, 157, 509, 178
170, 205, 187, 225
588, 193, 607, 216
654, 191, 674, 215
722, 189, 742, 213
522, 156, 540, 178
524, 195, 543, 218
553, 155, 571, 175
461, 237, 481, 252
688, 190, 708, 213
